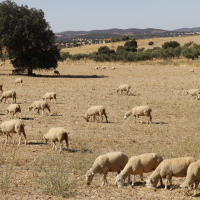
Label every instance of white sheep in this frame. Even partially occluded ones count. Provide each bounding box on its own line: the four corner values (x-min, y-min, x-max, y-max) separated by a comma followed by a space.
189, 69, 194, 72
111, 67, 115, 70
43, 127, 69, 152
15, 78, 23, 86
116, 84, 131, 95
54, 70, 60, 75
94, 66, 99, 70
85, 152, 128, 186
28, 101, 51, 115
101, 66, 106, 69
0, 83, 3, 95
180, 160, 200, 196
42, 92, 57, 103
0, 90, 16, 103
186, 89, 200, 100
83, 105, 108, 123
0, 119, 26, 145
124, 106, 152, 124
146, 157, 195, 190
6, 104, 21, 119
116, 153, 163, 188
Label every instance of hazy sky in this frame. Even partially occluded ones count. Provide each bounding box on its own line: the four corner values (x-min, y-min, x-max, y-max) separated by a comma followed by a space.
12, 0, 200, 33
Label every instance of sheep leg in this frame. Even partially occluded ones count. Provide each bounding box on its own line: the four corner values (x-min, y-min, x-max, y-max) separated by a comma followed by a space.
9, 112, 13, 119
100, 114, 103, 123
194, 182, 199, 196
5, 133, 8, 144
7, 133, 14, 144
139, 173, 145, 186
159, 178, 164, 187
46, 107, 51, 115
104, 113, 108, 123
18, 134, 22, 145
54, 142, 58, 151
59, 141, 63, 152
149, 115, 152, 124
101, 173, 108, 186
131, 175, 135, 186
134, 116, 136, 123
52, 142, 55, 149
65, 139, 68, 151
21, 129, 27, 144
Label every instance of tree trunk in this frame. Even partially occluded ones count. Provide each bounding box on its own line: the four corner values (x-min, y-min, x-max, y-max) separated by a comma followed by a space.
28, 68, 33, 75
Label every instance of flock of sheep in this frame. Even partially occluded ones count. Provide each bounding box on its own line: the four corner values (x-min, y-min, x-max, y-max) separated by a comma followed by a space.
1, 73, 200, 197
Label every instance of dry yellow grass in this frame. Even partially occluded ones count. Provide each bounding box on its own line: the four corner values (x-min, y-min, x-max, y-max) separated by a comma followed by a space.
1, 35, 200, 199
61, 35, 200, 55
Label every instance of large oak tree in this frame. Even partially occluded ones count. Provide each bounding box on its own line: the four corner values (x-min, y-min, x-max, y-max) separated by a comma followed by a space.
0, 0, 60, 74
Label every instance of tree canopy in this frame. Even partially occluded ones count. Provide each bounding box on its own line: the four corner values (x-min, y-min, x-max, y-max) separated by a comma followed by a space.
0, 0, 60, 74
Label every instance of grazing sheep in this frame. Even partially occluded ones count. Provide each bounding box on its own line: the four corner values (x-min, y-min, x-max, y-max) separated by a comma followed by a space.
0, 119, 26, 145
186, 89, 200, 100
43, 127, 69, 152
83, 105, 108, 123
15, 78, 23, 86
0, 83, 3, 95
116, 84, 131, 95
0, 90, 16, 103
146, 157, 195, 190
85, 152, 128, 186
42, 92, 57, 103
116, 153, 163, 188
189, 69, 194, 72
181, 160, 200, 196
111, 67, 115, 70
6, 104, 21, 119
124, 106, 152, 124
101, 66, 106, 69
28, 101, 51, 115
94, 66, 99, 70
54, 70, 60, 76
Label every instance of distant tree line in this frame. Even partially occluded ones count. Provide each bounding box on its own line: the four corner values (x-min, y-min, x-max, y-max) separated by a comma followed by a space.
60, 40, 200, 63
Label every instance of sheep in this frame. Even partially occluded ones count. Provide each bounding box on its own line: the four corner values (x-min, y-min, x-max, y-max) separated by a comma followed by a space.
146, 157, 195, 190
15, 78, 23, 86
101, 66, 106, 69
0, 83, 3, 95
42, 92, 57, 103
186, 89, 200, 100
124, 106, 152, 124
85, 152, 128, 186
94, 66, 99, 70
180, 160, 200, 196
83, 105, 108, 123
28, 101, 51, 115
116, 84, 131, 95
189, 69, 194, 72
6, 104, 21, 119
43, 127, 69, 152
0, 119, 26, 145
116, 153, 163, 188
54, 70, 60, 75
0, 90, 16, 103
111, 67, 115, 70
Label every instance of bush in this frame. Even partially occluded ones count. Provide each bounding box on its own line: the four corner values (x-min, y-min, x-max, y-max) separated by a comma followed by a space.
162, 41, 180, 49
148, 42, 154, 45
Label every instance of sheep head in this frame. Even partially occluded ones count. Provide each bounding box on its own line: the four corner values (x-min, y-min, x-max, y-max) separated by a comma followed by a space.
146, 178, 158, 188
116, 175, 125, 188
43, 135, 47, 143
28, 106, 33, 111
85, 172, 95, 185
124, 113, 130, 119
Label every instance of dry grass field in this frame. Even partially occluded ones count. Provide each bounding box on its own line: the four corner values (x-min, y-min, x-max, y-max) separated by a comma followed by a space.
1, 36, 200, 199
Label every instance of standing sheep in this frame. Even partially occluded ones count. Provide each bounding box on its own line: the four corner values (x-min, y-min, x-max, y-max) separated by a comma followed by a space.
0, 119, 26, 145
0, 90, 16, 103
189, 69, 194, 72
83, 105, 108, 123
124, 106, 152, 124
43, 127, 69, 152
146, 157, 195, 190
6, 104, 21, 119
0, 83, 3, 95
54, 70, 60, 76
28, 101, 51, 115
116, 84, 131, 95
85, 152, 128, 186
116, 153, 163, 188
180, 160, 200, 196
15, 78, 23, 86
186, 89, 200, 100
111, 67, 115, 70
42, 92, 57, 103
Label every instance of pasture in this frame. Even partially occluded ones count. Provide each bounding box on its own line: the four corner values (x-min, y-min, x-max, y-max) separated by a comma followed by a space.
1, 42, 200, 198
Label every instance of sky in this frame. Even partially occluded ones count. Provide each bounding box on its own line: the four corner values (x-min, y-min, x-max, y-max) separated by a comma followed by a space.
11, 0, 200, 33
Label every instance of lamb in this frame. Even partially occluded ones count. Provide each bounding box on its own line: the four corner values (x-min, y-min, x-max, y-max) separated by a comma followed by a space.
54, 70, 60, 75
116, 84, 131, 95
186, 89, 200, 100
83, 105, 108, 123
180, 160, 200, 196
116, 153, 163, 188
0, 90, 16, 103
15, 77, 23, 86
124, 106, 152, 124
146, 157, 195, 190
0, 83, 3, 95
0, 119, 26, 145
28, 101, 51, 115
85, 152, 128, 186
42, 92, 57, 103
6, 104, 21, 119
43, 127, 69, 152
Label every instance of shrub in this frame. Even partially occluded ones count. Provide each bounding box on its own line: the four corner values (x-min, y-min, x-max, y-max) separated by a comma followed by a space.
148, 41, 154, 45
